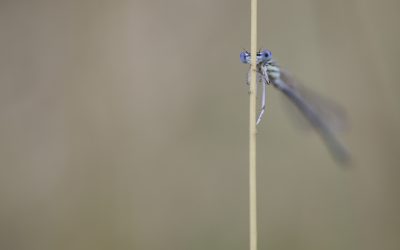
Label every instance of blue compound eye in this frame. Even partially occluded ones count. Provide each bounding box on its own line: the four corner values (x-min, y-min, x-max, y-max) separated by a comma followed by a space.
261, 49, 272, 59
240, 51, 250, 64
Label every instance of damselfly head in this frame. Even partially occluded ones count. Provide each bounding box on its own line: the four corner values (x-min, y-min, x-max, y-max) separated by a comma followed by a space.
240, 49, 272, 64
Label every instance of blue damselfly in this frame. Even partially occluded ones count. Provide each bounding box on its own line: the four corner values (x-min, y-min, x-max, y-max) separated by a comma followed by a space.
240, 49, 350, 163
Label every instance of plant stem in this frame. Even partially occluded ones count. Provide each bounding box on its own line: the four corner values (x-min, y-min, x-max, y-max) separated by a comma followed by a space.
249, 1, 258, 250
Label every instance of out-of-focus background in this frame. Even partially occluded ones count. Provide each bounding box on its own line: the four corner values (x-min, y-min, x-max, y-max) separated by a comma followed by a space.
1, 0, 399, 249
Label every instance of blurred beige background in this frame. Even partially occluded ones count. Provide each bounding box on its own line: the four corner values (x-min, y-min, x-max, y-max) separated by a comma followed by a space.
1, 0, 399, 249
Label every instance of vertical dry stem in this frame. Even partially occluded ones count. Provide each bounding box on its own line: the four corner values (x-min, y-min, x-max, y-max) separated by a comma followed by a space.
249, 1, 258, 250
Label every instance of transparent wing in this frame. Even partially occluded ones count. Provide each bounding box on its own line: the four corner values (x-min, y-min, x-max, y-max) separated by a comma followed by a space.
279, 69, 349, 134
272, 70, 350, 164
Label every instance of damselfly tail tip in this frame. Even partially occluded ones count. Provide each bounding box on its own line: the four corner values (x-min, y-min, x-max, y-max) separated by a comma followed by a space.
324, 137, 352, 166
335, 150, 352, 167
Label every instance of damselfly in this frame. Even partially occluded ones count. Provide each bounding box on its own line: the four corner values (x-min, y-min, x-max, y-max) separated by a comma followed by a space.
240, 49, 350, 163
